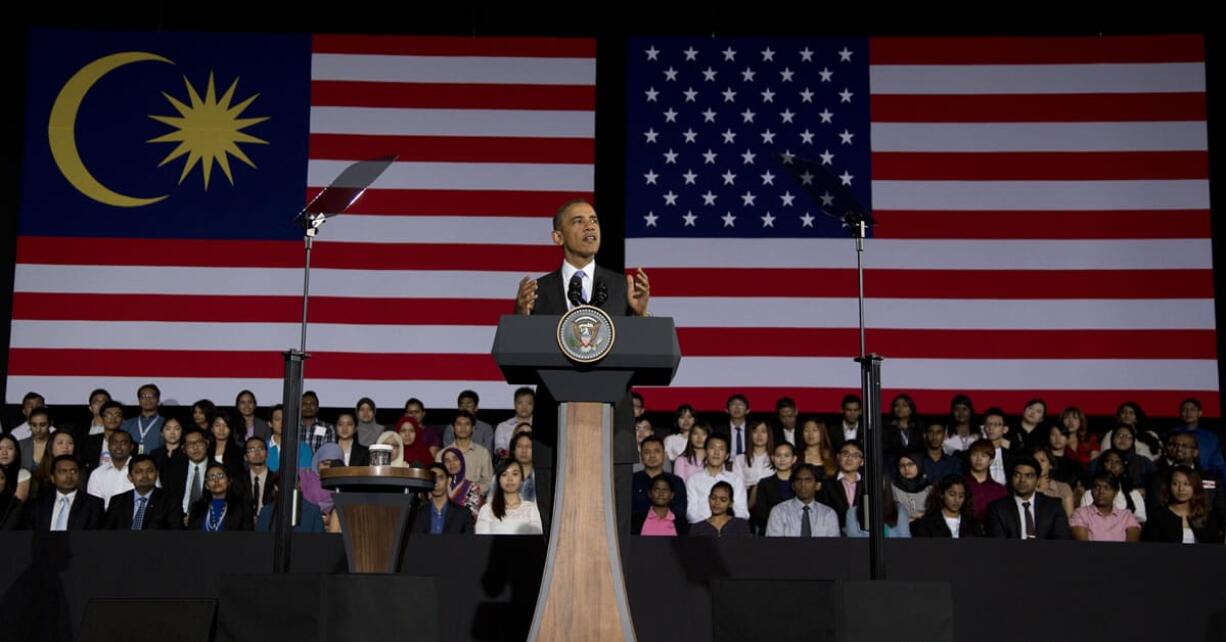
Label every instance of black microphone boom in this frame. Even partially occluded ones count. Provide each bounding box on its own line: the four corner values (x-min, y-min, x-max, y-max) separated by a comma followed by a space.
592, 279, 609, 307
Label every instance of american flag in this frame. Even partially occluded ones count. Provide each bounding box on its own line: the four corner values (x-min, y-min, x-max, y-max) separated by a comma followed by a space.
8, 31, 594, 409
625, 36, 1218, 417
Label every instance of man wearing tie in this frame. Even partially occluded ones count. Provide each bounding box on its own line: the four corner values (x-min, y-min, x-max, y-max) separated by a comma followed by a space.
986, 455, 1072, 540
24, 456, 104, 531
103, 455, 182, 530
723, 394, 751, 458
765, 464, 839, 537
162, 429, 211, 517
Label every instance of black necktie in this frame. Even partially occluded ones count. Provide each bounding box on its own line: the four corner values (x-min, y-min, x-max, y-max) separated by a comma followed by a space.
568, 272, 585, 307
252, 475, 261, 513
190, 465, 202, 504
1023, 501, 1035, 539
801, 505, 812, 537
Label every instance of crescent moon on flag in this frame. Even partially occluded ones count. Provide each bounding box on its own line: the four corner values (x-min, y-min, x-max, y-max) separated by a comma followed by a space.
48, 51, 173, 207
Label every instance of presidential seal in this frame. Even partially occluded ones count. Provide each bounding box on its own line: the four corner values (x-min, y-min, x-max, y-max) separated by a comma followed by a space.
556, 305, 616, 363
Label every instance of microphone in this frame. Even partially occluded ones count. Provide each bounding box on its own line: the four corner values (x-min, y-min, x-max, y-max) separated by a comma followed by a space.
568, 273, 585, 307
592, 279, 609, 307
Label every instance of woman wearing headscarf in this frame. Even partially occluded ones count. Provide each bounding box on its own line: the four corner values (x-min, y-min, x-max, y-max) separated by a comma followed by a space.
440, 446, 484, 520
395, 416, 435, 468
891, 451, 932, 522
375, 431, 409, 468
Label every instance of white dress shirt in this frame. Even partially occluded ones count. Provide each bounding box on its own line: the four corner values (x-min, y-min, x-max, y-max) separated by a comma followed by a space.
51, 490, 78, 531
86, 459, 134, 509
765, 497, 840, 537
944, 515, 962, 538
1014, 494, 1037, 540
685, 468, 749, 523
842, 422, 859, 443
560, 259, 596, 308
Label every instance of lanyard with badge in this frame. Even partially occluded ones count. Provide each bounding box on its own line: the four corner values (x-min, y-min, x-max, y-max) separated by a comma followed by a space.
136, 416, 161, 454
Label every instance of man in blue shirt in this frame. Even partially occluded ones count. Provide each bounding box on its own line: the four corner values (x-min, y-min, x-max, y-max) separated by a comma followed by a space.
1174, 398, 1226, 484
121, 383, 164, 454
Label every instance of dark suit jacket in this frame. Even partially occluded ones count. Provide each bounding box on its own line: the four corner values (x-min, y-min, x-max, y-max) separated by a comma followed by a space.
817, 475, 862, 526
346, 442, 371, 467
23, 490, 104, 531
187, 496, 254, 531
985, 493, 1071, 540
410, 499, 473, 534
79, 432, 110, 477
103, 488, 183, 530
161, 457, 212, 511
884, 420, 924, 458
530, 264, 632, 316
749, 474, 794, 530
631, 509, 690, 535
234, 470, 279, 509
911, 510, 982, 538
829, 425, 862, 455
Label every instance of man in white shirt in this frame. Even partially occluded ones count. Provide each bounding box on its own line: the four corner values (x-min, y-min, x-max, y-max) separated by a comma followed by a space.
7, 391, 45, 441
493, 387, 534, 459
766, 464, 840, 537
87, 430, 136, 508
437, 410, 494, 491
982, 408, 1011, 485
27, 456, 103, 531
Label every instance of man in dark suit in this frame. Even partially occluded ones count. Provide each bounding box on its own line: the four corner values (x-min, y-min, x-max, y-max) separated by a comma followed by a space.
235, 437, 279, 521
817, 440, 865, 526
510, 199, 652, 534
411, 465, 473, 534
512, 200, 650, 319
986, 455, 1071, 540
161, 428, 211, 516
24, 455, 104, 531
103, 455, 182, 530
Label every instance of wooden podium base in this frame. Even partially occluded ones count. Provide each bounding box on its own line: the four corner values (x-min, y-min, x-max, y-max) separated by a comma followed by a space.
528, 402, 636, 642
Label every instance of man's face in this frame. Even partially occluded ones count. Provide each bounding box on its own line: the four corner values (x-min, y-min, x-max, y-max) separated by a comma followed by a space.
1167, 434, 1198, 465
925, 424, 946, 450
1181, 402, 1203, 426
129, 460, 158, 493
837, 445, 863, 474
29, 414, 51, 440
453, 417, 474, 440
1010, 464, 1039, 497
726, 398, 748, 422
406, 403, 425, 424
649, 479, 673, 507
245, 440, 268, 466
22, 396, 44, 418
513, 394, 534, 420
183, 432, 208, 463
1090, 479, 1118, 508
777, 406, 797, 430
640, 440, 665, 470
792, 468, 819, 502
431, 468, 447, 497
269, 410, 283, 435
52, 459, 80, 493
108, 432, 133, 462
89, 393, 109, 417
983, 415, 1007, 441
102, 406, 124, 432
552, 202, 601, 261
137, 387, 159, 413
842, 401, 862, 426
458, 396, 478, 414
301, 395, 319, 420
952, 403, 971, 424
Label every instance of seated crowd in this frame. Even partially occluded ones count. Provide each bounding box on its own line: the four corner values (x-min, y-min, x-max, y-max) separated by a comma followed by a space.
2, 386, 1223, 545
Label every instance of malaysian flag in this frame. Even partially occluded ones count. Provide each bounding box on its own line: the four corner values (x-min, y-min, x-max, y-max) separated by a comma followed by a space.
625, 36, 1218, 417
8, 30, 594, 409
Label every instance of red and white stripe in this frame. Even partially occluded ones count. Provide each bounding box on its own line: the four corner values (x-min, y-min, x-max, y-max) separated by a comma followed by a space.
629, 35, 1219, 417
8, 35, 595, 409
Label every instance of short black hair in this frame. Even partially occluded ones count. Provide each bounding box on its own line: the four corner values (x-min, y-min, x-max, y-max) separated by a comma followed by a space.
89, 388, 112, 402
552, 198, 593, 231
28, 407, 51, 423
137, 383, 161, 399
792, 463, 824, 482
128, 454, 156, 470
457, 390, 479, 406
100, 400, 124, 416
639, 435, 664, 450
776, 396, 796, 411
22, 391, 45, 405
513, 387, 535, 401
982, 407, 1007, 423
725, 393, 749, 409
52, 454, 79, 470
302, 390, 319, 403
454, 409, 476, 426
1009, 455, 1041, 477
1089, 469, 1121, 491
841, 394, 861, 408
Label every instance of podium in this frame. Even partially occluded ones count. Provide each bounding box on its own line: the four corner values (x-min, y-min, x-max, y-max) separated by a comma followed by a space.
492, 314, 680, 642
319, 466, 434, 573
